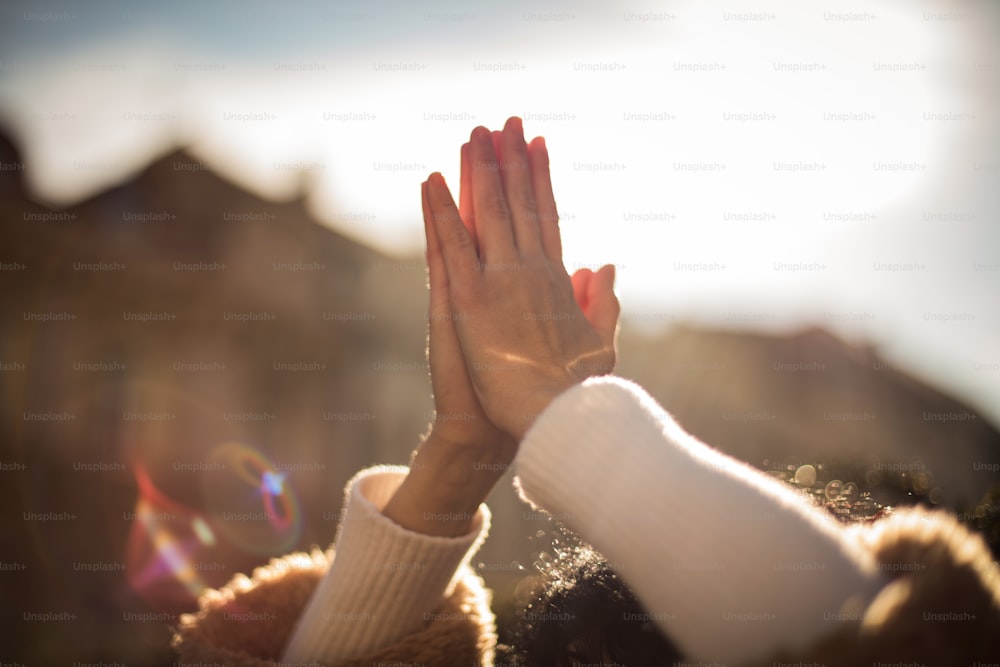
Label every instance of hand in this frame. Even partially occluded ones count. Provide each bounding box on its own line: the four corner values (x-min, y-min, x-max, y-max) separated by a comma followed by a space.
381, 134, 520, 537
421, 117, 620, 441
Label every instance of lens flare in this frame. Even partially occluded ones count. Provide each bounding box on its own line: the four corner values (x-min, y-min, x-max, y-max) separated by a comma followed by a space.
124, 442, 303, 608
125, 463, 216, 607
202, 442, 302, 556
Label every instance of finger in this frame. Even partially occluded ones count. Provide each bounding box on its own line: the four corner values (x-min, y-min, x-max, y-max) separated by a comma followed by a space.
425, 172, 479, 287
527, 136, 563, 264
586, 264, 621, 349
469, 126, 517, 262
422, 180, 450, 306
498, 117, 543, 254
491, 130, 502, 158
423, 180, 470, 397
571, 268, 593, 312
458, 142, 478, 250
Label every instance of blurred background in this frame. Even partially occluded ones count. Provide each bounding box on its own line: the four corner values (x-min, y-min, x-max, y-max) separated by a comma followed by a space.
1, 0, 998, 663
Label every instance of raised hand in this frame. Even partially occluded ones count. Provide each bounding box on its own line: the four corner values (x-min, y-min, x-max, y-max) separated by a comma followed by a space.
379, 132, 520, 537
422, 117, 619, 442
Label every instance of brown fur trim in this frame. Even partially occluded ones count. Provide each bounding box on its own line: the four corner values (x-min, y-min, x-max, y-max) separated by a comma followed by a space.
759, 509, 1000, 667
171, 549, 496, 667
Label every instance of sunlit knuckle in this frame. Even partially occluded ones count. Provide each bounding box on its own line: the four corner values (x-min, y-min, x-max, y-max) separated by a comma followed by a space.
481, 194, 511, 221
518, 247, 546, 265
443, 226, 474, 253
432, 208, 462, 226
514, 193, 538, 217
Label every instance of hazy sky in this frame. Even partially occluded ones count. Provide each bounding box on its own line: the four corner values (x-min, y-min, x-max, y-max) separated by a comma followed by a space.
1, 0, 998, 420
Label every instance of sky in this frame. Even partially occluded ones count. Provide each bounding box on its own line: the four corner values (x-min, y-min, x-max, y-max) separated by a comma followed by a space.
1, 0, 998, 421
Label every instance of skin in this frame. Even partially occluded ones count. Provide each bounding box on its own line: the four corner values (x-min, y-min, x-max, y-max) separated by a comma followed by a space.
383, 117, 620, 537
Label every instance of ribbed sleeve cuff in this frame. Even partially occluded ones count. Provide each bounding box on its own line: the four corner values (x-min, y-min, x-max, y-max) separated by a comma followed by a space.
515, 376, 885, 663
282, 466, 490, 663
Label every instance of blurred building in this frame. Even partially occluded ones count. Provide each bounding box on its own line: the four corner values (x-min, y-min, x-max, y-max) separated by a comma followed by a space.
1, 128, 432, 663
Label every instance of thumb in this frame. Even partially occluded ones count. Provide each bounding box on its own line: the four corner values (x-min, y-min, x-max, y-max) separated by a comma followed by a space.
570, 267, 593, 312
586, 264, 620, 349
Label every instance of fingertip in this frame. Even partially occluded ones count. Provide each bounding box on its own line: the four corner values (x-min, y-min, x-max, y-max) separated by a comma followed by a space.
529, 135, 547, 151
471, 126, 490, 142
421, 180, 433, 239
589, 265, 620, 313
527, 136, 548, 164
599, 264, 616, 286
505, 116, 524, 137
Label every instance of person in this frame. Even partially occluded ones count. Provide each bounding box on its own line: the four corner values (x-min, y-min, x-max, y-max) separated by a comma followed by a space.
173, 118, 1000, 666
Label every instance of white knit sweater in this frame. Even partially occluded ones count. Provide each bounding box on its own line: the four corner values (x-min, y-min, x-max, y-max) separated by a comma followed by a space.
283, 376, 886, 664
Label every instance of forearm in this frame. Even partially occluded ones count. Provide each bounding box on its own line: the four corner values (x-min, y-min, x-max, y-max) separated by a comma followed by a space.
514, 376, 887, 663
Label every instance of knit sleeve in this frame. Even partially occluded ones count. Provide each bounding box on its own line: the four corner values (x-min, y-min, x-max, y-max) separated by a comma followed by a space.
513, 376, 888, 664
281, 466, 492, 663
172, 466, 497, 666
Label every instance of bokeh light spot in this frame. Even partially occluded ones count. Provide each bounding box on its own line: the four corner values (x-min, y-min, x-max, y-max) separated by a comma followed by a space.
202, 442, 302, 556
192, 516, 216, 547
262, 470, 286, 496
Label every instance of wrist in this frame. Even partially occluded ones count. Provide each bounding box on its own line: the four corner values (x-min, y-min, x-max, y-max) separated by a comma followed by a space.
506, 380, 575, 441
381, 429, 510, 537
413, 429, 512, 498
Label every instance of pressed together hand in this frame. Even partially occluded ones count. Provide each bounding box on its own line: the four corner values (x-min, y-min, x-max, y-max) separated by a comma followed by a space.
384, 117, 619, 536
424, 117, 619, 442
